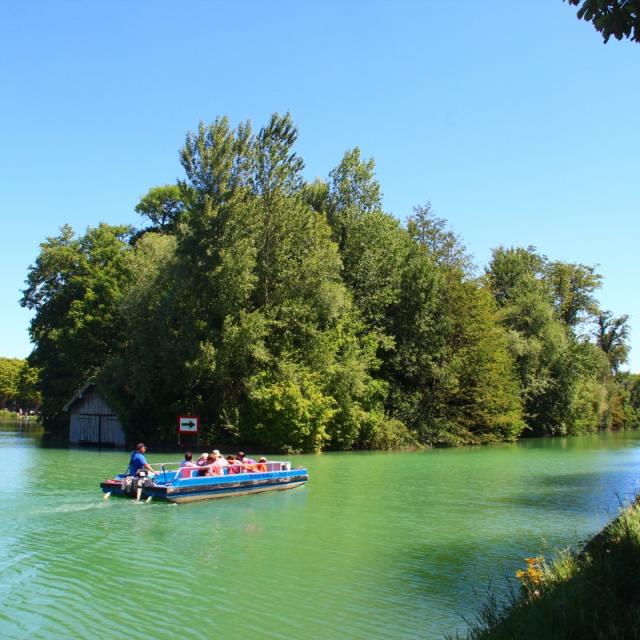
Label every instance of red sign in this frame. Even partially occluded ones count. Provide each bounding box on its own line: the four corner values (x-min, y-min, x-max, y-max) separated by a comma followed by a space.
178, 416, 199, 434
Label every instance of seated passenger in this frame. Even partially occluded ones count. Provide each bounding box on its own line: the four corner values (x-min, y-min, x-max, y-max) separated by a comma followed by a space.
180, 451, 198, 468
227, 455, 244, 474
212, 450, 228, 466
236, 451, 256, 465
196, 452, 210, 466
256, 457, 268, 473
211, 452, 227, 475
238, 451, 259, 472
197, 453, 213, 476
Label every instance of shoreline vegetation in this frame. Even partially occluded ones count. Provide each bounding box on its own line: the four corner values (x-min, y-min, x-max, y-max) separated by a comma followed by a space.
16, 113, 640, 452
457, 494, 640, 639
0, 409, 38, 420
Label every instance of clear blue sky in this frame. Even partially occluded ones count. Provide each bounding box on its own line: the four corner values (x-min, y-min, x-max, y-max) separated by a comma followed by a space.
1, 1, 638, 369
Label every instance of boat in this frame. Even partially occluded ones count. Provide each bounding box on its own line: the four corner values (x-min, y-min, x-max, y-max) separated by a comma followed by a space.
100, 460, 309, 504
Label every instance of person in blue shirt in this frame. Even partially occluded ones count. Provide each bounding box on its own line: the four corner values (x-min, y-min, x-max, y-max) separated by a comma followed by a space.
128, 443, 158, 476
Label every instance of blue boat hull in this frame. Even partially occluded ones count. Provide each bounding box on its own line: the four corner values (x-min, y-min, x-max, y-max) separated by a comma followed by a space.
100, 468, 309, 503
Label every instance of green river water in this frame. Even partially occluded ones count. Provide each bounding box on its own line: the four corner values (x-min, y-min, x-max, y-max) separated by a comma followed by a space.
1, 422, 640, 639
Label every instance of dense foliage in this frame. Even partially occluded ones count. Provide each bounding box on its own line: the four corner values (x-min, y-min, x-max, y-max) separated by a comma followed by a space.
20, 114, 637, 450
0, 357, 40, 412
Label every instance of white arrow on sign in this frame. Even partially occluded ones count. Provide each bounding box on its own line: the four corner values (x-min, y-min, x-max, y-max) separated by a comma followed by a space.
178, 416, 199, 433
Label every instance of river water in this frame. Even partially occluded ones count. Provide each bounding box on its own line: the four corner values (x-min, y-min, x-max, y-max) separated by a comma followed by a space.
1, 422, 639, 639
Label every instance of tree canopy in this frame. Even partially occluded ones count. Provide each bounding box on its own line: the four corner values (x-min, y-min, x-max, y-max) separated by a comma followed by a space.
20, 113, 635, 450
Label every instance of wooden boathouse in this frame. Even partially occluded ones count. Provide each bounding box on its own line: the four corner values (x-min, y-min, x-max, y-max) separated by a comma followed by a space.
64, 383, 126, 447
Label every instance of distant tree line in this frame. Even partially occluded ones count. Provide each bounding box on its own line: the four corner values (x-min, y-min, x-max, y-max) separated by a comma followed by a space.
20, 114, 639, 451
0, 357, 40, 412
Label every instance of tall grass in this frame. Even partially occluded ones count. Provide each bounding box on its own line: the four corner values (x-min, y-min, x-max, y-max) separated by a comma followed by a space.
455, 496, 640, 639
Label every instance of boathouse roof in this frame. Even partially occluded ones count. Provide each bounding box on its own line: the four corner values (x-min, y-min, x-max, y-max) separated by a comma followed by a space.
63, 381, 97, 412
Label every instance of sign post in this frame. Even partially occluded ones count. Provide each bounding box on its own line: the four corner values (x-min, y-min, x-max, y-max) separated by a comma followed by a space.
177, 416, 199, 447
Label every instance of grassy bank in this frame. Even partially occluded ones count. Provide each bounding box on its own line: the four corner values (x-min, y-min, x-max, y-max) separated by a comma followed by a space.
458, 496, 640, 639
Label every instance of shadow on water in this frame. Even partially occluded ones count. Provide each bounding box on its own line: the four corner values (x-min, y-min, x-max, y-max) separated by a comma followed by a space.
493, 469, 639, 517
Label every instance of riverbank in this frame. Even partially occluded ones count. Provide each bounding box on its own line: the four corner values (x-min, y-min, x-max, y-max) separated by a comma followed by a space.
0, 409, 38, 421
459, 494, 640, 639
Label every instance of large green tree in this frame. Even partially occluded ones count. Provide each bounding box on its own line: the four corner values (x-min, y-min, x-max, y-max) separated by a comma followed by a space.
108, 114, 393, 451
486, 246, 623, 435
20, 224, 132, 431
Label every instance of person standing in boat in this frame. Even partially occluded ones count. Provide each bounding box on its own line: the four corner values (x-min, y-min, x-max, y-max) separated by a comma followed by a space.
128, 443, 159, 476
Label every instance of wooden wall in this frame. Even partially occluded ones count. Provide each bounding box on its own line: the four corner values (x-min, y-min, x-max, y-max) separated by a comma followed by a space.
68, 387, 126, 447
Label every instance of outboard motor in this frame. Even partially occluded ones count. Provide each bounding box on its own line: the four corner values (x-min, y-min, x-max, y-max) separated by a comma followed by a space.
122, 473, 153, 498
122, 475, 136, 496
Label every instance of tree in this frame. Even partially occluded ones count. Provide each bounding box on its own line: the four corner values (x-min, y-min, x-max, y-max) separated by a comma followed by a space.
565, 0, 640, 43
134, 185, 184, 230
253, 112, 304, 198
595, 310, 630, 373
545, 261, 601, 328
0, 358, 23, 409
486, 246, 547, 307
0, 358, 40, 411
485, 246, 626, 436
179, 115, 253, 208
130, 113, 393, 451
20, 224, 132, 431
406, 203, 473, 274
17, 361, 41, 411
328, 147, 381, 217
487, 246, 575, 434
99, 232, 191, 441
325, 148, 405, 332
388, 244, 524, 444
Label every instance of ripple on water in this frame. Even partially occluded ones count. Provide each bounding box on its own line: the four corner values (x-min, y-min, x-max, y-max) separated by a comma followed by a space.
2, 432, 640, 639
